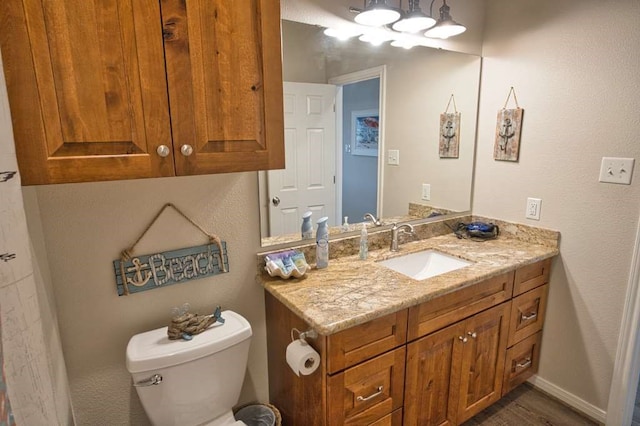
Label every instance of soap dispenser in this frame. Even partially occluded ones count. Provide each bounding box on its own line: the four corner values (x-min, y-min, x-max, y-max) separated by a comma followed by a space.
301, 211, 313, 239
316, 216, 329, 269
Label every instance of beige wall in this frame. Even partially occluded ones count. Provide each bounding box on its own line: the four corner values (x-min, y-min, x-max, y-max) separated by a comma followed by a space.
475, 0, 640, 414
25, 174, 267, 425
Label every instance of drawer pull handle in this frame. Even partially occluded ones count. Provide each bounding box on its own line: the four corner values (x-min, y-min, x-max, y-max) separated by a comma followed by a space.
516, 358, 532, 369
521, 312, 538, 321
357, 385, 383, 402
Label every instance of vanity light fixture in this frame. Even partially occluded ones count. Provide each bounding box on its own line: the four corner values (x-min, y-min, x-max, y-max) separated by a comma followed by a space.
353, 0, 402, 27
323, 27, 361, 41
391, 0, 436, 33
424, 0, 466, 39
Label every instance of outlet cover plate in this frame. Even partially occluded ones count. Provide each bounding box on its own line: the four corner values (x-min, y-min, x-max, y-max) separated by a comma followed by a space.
526, 198, 541, 220
421, 184, 431, 201
599, 157, 634, 184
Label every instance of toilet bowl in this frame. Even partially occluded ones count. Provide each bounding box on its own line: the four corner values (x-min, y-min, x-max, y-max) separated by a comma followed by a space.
126, 310, 252, 426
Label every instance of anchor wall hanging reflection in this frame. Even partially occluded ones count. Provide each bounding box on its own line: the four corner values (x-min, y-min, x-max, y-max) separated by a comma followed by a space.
439, 112, 460, 158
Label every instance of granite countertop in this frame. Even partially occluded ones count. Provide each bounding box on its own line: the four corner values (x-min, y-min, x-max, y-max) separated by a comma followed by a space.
260, 233, 559, 335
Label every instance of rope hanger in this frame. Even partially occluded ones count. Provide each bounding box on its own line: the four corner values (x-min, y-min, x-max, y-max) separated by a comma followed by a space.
444, 94, 458, 114
503, 86, 521, 110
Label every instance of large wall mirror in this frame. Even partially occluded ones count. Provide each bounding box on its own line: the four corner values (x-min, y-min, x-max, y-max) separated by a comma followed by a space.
259, 19, 481, 247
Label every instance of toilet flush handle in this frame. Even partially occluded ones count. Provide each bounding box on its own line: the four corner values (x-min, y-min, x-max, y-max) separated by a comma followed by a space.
134, 373, 163, 387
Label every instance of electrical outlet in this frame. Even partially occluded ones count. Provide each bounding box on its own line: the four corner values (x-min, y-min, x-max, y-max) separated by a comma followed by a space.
526, 198, 541, 220
421, 184, 431, 201
599, 157, 635, 184
387, 149, 400, 165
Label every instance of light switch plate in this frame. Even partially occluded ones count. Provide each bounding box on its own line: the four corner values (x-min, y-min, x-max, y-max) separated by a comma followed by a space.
388, 149, 399, 165
599, 157, 635, 184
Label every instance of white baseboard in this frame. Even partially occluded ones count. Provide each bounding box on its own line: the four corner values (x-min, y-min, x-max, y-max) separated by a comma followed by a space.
527, 375, 607, 424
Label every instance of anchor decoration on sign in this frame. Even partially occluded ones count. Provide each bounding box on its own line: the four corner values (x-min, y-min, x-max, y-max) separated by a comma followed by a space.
113, 203, 229, 296
442, 119, 456, 150
498, 117, 515, 151
494, 87, 524, 162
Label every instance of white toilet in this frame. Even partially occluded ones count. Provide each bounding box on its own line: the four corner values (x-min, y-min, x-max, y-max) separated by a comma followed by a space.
126, 310, 252, 426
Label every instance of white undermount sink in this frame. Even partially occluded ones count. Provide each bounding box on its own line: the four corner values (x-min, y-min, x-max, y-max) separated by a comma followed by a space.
378, 250, 472, 280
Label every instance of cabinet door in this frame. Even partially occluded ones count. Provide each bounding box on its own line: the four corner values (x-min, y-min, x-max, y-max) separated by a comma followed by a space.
161, 0, 284, 175
0, 0, 174, 184
456, 302, 511, 423
403, 322, 465, 426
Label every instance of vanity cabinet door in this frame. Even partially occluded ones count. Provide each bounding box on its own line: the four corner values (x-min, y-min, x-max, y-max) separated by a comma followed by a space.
328, 347, 405, 425
455, 302, 511, 424
404, 322, 466, 426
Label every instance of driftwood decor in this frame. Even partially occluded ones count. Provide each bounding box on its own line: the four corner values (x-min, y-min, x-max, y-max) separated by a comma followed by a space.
494, 87, 524, 161
439, 94, 460, 158
113, 203, 228, 296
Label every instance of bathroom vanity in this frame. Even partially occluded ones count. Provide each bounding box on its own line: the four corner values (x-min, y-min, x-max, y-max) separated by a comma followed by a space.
261, 223, 557, 426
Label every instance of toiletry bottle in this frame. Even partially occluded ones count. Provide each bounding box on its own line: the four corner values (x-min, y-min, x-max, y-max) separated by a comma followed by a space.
359, 223, 368, 260
316, 216, 329, 269
301, 211, 313, 239
342, 216, 350, 232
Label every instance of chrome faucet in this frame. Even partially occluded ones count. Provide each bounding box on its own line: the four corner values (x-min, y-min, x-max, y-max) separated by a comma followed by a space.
390, 223, 416, 252
363, 213, 382, 226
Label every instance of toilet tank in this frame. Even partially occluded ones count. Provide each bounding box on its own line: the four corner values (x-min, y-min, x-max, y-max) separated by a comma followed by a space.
126, 310, 252, 426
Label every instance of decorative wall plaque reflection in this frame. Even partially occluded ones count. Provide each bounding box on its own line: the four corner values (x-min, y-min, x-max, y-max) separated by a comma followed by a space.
439, 112, 460, 158
494, 108, 524, 161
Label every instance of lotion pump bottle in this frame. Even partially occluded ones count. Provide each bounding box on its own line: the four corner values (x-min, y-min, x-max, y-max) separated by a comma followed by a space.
359, 223, 368, 260
316, 216, 329, 269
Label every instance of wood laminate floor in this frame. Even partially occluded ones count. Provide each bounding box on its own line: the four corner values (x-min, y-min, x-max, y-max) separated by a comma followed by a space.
462, 384, 599, 425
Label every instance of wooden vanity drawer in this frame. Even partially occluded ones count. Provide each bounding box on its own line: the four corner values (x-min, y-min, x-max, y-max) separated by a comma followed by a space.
508, 284, 548, 346
369, 408, 402, 426
503, 332, 542, 395
328, 347, 406, 425
407, 271, 514, 340
327, 310, 408, 374
514, 258, 551, 296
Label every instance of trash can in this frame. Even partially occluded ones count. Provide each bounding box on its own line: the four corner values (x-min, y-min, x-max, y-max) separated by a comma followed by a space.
234, 403, 281, 426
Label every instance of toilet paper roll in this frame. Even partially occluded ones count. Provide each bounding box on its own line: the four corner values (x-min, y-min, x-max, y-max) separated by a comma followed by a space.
286, 339, 320, 376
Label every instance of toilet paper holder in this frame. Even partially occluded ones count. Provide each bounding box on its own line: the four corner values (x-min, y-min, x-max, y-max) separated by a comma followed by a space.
290, 327, 318, 344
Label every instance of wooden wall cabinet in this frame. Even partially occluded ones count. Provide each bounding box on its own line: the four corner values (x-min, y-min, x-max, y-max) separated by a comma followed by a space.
0, 0, 284, 185
265, 259, 552, 425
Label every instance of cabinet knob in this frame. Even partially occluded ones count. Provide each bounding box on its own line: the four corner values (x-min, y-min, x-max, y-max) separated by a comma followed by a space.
467, 331, 477, 339
156, 145, 170, 158
458, 336, 468, 343
180, 144, 194, 157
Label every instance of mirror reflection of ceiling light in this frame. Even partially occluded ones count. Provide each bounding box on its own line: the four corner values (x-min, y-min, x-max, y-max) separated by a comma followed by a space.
424, 0, 466, 39
359, 31, 392, 46
323, 27, 361, 41
390, 39, 417, 49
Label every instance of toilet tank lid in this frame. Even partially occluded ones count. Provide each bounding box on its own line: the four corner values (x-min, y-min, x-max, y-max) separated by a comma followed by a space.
126, 310, 252, 374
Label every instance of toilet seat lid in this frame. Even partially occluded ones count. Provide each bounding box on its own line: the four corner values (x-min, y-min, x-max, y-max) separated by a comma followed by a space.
126, 310, 252, 373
